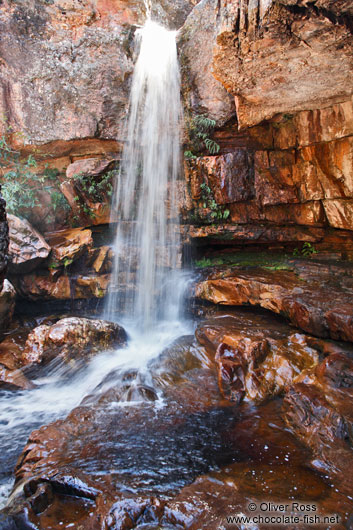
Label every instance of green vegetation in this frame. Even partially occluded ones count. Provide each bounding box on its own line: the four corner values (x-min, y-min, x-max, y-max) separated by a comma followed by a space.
200, 182, 230, 222
184, 114, 220, 159
293, 242, 318, 257
0, 134, 70, 222
73, 170, 114, 203
194, 251, 293, 270
72, 169, 116, 221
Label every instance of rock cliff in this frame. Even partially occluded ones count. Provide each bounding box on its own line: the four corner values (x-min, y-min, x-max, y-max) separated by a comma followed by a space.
180, 0, 353, 253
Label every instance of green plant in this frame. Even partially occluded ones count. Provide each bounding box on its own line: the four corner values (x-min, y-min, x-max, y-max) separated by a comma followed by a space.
184, 150, 197, 160
199, 182, 230, 222
0, 134, 70, 220
184, 114, 220, 158
293, 242, 318, 257
73, 170, 115, 202
71, 169, 116, 220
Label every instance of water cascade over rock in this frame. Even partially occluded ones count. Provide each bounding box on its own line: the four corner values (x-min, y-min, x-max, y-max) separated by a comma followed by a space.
105, 16, 183, 330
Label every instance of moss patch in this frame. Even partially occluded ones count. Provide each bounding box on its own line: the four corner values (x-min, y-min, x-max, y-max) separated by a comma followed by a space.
194, 252, 294, 271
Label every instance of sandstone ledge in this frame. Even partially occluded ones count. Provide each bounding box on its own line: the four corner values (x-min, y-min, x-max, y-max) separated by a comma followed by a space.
195, 259, 353, 342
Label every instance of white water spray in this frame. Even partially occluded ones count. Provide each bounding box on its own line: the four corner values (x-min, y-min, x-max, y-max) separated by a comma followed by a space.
105, 18, 183, 330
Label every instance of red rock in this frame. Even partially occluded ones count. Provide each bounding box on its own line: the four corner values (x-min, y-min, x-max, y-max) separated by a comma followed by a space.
0, 0, 193, 147
323, 199, 353, 230
45, 227, 93, 265
185, 150, 253, 204
8, 214, 51, 274
196, 312, 319, 404
195, 265, 353, 342
11, 271, 110, 301
212, 2, 353, 128
188, 224, 325, 244
254, 150, 299, 206
23, 317, 127, 365
65, 158, 114, 180
274, 101, 353, 149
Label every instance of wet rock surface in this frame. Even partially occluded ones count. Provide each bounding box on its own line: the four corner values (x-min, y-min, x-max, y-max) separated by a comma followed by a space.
23, 316, 127, 365
195, 257, 353, 342
1, 313, 352, 528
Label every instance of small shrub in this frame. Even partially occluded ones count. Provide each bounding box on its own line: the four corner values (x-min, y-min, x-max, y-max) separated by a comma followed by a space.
199, 182, 230, 223
293, 242, 318, 257
0, 134, 70, 221
184, 114, 220, 158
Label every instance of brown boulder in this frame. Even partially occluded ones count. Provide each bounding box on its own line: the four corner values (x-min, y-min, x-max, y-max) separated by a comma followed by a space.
23, 317, 127, 365
46, 227, 93, 266
65, 158, 114, 180
0, 364, 34, 391
196, 312, 319, 404
11, 271, 111, 301
8, 214, 51, 274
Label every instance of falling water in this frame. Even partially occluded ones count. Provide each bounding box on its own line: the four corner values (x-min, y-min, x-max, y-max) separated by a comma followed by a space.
105, 17, 183, 329
0, 10, 188, 509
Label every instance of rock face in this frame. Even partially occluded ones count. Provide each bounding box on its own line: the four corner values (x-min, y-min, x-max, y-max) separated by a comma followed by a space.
0, 0, 194, 146
178, 0, 236, 125
8, 214, 51, 274
23, 317, 127, 365
214, 0, 353, 128
183, 101, 353, 250
180, 1, 353, 252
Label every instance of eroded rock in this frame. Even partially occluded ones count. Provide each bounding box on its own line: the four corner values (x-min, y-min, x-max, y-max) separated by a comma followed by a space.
196, 311, 319, 404
11, 271, 111, 301
46, 228, 93, 266
195, 263, 353, 341
8, 214, 51, 274
213, 1, 353, 128
23, 317, 127, 365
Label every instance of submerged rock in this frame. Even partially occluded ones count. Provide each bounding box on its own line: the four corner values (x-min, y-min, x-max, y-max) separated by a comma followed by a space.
7, 215, 51, 274
196, 311, 320, 404
283, 351, 353, 498
23, 317, 127, 365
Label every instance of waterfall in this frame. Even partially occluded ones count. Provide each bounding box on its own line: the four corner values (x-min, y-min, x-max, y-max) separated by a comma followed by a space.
105, 18, 183, 330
